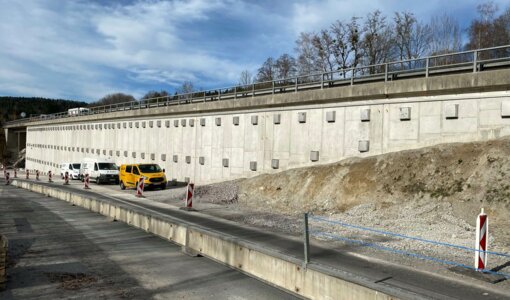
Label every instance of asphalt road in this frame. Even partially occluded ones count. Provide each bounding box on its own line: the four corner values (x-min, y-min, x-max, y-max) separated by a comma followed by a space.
0, 185, 299, 300
3, 175, 510, 300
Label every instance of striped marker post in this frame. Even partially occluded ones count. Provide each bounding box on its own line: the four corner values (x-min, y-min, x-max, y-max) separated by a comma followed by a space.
48, 170, 53, 182
63, 171, 70, 185
136, 177, 145, 198
475, 208, 488, 271
36, 170, 40, 181
185, 183, 194, 209
5, 172, 10, 185
26, 169, 29, 179
84, 174, 91, 189
14, 169, 17, 178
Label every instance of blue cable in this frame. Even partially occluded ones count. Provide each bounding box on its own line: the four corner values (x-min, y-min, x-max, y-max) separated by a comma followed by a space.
309, 215, 510, 258
310, 230, 510, 279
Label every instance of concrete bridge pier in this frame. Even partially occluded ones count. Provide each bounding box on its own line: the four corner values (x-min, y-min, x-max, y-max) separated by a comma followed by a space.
2, 127, 26, 166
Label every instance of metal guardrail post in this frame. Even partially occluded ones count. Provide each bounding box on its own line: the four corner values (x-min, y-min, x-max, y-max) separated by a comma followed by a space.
351, 69, 354, 85
303, 212, 310, 266
384, 64, 388, 82
321, 74, 324, 89
272, 81, 275, 95
219, 89, 221, 100
252, 83, 255, 97
473, 50, 478, 73
234, 86, 237, 100
426, 58, 430, 78
295, 77, 298, 92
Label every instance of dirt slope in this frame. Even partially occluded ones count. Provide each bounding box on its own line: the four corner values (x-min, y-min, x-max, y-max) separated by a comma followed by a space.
236, 137, 510, 250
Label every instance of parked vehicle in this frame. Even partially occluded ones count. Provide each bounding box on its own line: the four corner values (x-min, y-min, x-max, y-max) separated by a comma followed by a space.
119, 164, 167, 190
68, 107, 90, 116
60, 162, 81, 179
79, 158, 119, 184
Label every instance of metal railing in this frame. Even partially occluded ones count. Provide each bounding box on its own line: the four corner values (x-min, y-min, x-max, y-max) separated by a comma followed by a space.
6, 44, 510, 126
303, 213, 510, 279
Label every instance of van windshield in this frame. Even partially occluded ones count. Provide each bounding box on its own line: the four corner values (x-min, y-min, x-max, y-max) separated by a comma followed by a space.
138, 164, 162, 173
72, 163, 80, 169
98, 163, 118, 170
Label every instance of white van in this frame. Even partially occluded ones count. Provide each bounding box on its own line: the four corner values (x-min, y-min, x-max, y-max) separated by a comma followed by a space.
68, 107, 90, 116
79, 158, 119, 184
60, 162, 81, 179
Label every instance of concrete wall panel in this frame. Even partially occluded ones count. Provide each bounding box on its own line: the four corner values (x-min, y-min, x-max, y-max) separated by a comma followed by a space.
24, 91, 510, 184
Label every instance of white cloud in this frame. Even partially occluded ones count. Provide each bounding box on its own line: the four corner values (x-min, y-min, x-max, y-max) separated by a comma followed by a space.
1, 0, 508, 101
0, 0, 245, 100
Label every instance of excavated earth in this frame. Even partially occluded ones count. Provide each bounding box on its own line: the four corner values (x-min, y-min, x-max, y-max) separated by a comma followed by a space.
152, 137, 510, 287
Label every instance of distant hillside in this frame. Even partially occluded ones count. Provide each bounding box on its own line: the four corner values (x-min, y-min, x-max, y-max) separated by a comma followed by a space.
0, 97, 88, 123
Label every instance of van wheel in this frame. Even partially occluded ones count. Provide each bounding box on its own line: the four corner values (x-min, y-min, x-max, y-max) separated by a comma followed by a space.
96, 177, 100, 184
120, 181, 126, 190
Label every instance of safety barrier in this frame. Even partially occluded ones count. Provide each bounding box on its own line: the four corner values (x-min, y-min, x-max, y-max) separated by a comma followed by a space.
84, 173, 90, 189
9, 179, 399, 300
185, 183, 194, 209
303, 213, 510, 279
136, 177, 144, 197
63, 171, 70, 185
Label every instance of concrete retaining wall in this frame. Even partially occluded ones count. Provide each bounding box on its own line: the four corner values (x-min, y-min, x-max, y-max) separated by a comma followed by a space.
25, 90, 510, 184
11, 179, 396, 300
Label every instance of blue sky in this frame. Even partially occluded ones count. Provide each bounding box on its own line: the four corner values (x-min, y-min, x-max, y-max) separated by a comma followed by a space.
0, 0, 507, 102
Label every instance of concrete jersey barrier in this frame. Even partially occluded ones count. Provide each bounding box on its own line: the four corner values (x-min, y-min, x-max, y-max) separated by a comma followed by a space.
9, 179, 401, 300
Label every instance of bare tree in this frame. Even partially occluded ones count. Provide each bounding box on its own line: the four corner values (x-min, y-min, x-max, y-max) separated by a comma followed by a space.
393, 12, 431, 68
348, 17, 364, 73
238, 70, 253, 86
467, 1, 500, 51
311, 30, 336, 79
362, 10, 394, 74
466, 1, 510, 62
330, 18, 364, 78
275, 53, 297, 79
429, 14, 462, 56
178, 81, 195, 94
295, 32, 320, 76
256, 57, 277, 82
331, 20, 350, 76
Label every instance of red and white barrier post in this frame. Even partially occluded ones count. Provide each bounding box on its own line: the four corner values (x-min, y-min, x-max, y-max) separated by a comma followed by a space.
48, 170, 53, 182
5, 172, 10, 185
63, 171, 70, 185
14, 169, 17, 178
185, 183, 194, 209
84, 173, 90, 189
136, 176, 145, 197
26, 169, 29, 179
475, 208, 488, 271
36, 170, 40, 181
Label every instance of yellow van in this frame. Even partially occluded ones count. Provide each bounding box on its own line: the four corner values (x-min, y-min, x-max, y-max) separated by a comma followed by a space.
119, 164, 167, 190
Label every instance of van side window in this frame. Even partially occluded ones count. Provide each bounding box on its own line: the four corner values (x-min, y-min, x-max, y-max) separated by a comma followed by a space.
126, 165, 132, 173
94, 163, 99, 171
133, 167, 140, 175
